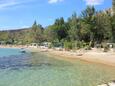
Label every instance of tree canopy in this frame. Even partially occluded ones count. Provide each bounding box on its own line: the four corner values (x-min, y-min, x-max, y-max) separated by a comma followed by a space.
0, 3, 115, 48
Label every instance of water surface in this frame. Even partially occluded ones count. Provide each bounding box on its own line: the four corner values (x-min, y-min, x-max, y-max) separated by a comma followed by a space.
0, 48, 22, 57
0, 48, 115, 86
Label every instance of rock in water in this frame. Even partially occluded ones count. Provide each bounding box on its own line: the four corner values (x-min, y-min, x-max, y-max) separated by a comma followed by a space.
21, 50, 26, 53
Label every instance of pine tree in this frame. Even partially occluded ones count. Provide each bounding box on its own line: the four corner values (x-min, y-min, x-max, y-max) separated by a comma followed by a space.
111, 0, 115, 42
112, 0, 115, 15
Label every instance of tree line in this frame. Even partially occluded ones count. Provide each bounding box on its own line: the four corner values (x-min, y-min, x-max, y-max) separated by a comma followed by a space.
0, 6, 115, 49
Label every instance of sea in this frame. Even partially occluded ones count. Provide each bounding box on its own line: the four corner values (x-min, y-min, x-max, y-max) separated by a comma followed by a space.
0, 48, 115, 86
0, 48, 22, 57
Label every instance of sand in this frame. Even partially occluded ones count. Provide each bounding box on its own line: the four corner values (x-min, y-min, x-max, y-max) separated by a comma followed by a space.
27, 47, 115, 67
1, 44, 115, 67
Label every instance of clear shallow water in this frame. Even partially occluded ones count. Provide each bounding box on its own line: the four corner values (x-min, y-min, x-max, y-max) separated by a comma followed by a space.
0, 49, 115, 86
0, 48, 22, 57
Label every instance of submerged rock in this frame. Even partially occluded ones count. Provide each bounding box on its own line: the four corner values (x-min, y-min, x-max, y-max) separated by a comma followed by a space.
21, 50, 26, 53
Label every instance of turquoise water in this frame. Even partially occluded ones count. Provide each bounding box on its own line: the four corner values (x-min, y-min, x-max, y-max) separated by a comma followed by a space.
0, 48, 22, 57
0, 48, 115, 86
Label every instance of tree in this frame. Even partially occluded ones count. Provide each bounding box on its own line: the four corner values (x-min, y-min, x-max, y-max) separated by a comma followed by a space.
31, 21, 44, 43
111, 0, 115, 42
112, 0, 115, 15
53, 17, 68, 41
0, 31, 9, 43
95, 11, 112, 43
67, 13, 81, 41
44, 25, 58, 42
81, 6, 97, 46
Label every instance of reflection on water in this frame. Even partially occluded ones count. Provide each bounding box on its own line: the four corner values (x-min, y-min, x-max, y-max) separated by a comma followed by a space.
0, 51, 115, 86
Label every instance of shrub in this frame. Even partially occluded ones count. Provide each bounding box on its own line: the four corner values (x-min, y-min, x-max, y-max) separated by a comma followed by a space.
64, 41, 73, 51
103, 45, 109, 52
64, 41, 87, 50
85, 45, 91, 50
102, 43, 109, 52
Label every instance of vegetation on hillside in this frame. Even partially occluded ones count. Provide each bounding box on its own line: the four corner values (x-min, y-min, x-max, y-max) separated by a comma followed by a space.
0, 3, 115, 49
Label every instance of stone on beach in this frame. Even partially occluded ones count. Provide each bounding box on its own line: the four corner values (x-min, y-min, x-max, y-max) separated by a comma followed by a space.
98, 84, 108, 86
108, 81, 115, 86
98, 81, 115, 86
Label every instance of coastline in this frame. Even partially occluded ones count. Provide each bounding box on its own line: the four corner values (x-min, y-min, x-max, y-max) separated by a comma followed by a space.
0, 45, 28, 49
27, 47, 115, 67
1, 45, 115, 67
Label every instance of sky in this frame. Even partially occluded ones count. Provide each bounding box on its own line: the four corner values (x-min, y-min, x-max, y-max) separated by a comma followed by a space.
0, 0, 112, 30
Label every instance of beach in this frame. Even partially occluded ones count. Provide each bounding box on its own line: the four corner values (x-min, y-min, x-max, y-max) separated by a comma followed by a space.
27, 47, 115, 67
1, 44, 115, 67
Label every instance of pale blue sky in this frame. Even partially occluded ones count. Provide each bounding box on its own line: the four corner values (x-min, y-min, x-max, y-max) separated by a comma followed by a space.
0, 0, 112, 30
